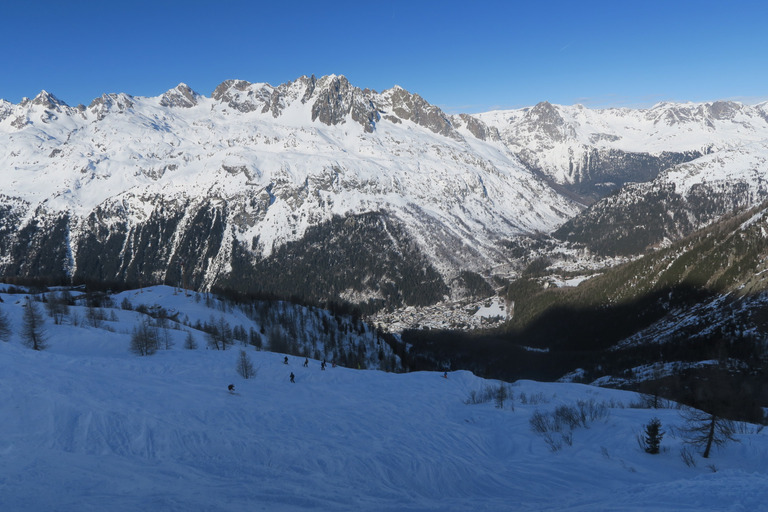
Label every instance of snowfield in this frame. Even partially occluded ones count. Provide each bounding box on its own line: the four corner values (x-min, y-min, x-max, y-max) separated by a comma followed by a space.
1, 286, 767, 511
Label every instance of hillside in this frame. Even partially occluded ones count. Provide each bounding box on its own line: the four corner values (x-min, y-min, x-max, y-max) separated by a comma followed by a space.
554, 141, 768, 256
1, 285, 767, 511
402, 204, 768, 421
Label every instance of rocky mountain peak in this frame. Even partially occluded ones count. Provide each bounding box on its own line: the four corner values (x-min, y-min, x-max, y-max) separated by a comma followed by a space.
206, 76, 479, 139
453, 113, 499, 141
210, 79, 273, 113
308, 74, 379, 133
706, 100, 742, 121
31, 90, 67, 110
159, 83, 200, 108
87, 93, 135, 120
526, 101, 562, 124
384, 86, 458, 139
522, 101, 573, 142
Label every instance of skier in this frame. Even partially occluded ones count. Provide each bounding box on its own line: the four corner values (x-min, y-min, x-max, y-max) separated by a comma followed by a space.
321, 361, 326, 371
284, 356, 289, 365
443, 371, 448, 379
290, 372, 295, 383
303, 358, 309, 368
228, 384, 235, 393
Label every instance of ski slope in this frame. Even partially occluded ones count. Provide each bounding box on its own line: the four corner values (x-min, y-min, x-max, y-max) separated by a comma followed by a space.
1, 286, 767, 511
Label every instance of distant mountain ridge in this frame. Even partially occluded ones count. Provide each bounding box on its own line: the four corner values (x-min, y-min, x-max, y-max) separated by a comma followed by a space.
476, 99, 768, 201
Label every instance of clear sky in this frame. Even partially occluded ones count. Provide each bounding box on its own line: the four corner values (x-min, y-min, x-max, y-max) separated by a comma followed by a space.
2, 0, 766, 113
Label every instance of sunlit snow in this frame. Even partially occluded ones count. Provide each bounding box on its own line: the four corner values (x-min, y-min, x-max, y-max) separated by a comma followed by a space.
1, 285, 767, 511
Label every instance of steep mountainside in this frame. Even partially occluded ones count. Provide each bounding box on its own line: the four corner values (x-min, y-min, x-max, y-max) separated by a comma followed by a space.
0, 76, 578, 310
403, 204, 768, 419
554, 141, 768, 255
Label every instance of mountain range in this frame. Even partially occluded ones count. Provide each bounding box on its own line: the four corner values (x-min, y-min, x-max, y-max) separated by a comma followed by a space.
2, 75, 768, 323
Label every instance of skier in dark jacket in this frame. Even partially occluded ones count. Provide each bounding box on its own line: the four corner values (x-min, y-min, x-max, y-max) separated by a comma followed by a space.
290, 372, 295, 383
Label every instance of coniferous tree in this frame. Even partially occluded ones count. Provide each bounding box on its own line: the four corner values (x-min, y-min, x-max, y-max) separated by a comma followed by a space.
642, 417, 664, 454
21, 296, 47, 350
248, 327, 262, 350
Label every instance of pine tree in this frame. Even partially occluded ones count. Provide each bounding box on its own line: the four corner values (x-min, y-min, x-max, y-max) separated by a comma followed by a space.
642, 417, 664, 454
207, 315, 234, 351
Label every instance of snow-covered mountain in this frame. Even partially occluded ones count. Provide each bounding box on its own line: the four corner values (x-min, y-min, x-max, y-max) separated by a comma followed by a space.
0, 76, 578, 309
476, 100, 768, 201
554, 139, 768, 255
2, 76, 768, 316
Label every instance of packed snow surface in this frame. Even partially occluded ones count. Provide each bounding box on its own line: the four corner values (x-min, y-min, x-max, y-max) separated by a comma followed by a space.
1, 286, 767, 511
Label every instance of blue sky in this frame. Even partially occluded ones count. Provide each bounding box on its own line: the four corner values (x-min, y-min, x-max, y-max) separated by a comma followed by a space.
2, 0, 766, 113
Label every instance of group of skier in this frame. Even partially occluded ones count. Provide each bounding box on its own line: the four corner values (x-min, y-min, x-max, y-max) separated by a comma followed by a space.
280, 356, 334, 384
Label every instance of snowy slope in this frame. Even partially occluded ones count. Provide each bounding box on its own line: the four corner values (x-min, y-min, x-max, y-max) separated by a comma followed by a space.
1, 286, 767, 511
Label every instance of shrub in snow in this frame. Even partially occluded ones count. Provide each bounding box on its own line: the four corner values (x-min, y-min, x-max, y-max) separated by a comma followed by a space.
44, 292, 69, 325
529, 399, 611, 452
679, 446, 697, 468
130, 319, 159, 356
0, 309, 11, 342
236, 350, 257, 380
529, 410, 559, 434
464, 383, 514, 409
